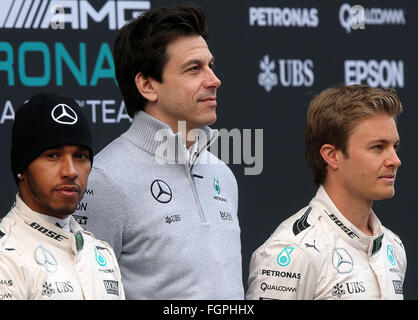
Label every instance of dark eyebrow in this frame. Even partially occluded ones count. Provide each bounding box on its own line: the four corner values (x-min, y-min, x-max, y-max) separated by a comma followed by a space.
181, 57, 214, 70
75, 146, 90, 153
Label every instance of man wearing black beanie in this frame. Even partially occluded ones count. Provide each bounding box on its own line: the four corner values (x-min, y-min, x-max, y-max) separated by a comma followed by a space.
0, 93, 125, 300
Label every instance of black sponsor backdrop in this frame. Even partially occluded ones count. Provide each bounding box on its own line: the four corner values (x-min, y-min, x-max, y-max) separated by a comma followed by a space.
0, 0, 417, 299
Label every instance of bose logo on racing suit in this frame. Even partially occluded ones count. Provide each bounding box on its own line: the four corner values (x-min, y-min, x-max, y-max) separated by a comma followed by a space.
262, 269, 301, 280
26, 222, 69, 241
260, 282, 296, 292
324, 210, 359, 239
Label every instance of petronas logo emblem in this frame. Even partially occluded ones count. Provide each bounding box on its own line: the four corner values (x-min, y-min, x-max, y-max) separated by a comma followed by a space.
95, 247, 107, 267
214, 177, 220, 194
277, 247, 294, 267
387, 245, 397, 266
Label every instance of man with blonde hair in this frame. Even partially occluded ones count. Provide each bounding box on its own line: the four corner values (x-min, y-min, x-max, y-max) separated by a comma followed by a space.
247, 84, 406, 300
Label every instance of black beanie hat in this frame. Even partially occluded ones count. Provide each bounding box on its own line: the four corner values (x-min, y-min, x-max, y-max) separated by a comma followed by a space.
11, 92, 93, 184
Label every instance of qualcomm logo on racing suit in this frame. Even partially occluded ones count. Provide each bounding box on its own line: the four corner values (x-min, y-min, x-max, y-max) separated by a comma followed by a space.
249, 7, 318, 27
258, 55, 314, 92
260, 282, 296, 293
339, 3, 406, 33
0, 0, 150, 30
344, 59, 404, 88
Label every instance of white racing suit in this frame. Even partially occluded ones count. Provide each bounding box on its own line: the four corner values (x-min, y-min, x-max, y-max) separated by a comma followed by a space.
0, 195, 125, 300
246, 185, 407, 300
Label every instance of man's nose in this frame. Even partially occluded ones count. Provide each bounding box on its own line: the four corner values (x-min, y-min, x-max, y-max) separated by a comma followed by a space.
60, 156, 78, 179
386, 148, 401, 168
203, 67, 221, 89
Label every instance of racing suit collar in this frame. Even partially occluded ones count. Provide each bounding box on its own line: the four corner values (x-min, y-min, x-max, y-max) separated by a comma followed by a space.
12, 194, 84, 254
122, 111, 218, 168
311, 185, 384, 256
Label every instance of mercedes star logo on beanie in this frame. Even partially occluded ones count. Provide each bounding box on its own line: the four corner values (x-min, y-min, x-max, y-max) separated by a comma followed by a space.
10, 92, 93, 184
51, 104, 78, 125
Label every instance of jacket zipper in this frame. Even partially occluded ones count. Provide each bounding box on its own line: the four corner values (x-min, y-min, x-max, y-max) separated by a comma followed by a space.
179, 134, 212, 224
185, 164, 207, 223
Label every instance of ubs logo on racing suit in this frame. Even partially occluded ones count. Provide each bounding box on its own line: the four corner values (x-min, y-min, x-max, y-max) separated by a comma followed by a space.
42, 282, 55, 297
332, 281, 366, 298
42, 281, 74, 297
332, 283, 345, 298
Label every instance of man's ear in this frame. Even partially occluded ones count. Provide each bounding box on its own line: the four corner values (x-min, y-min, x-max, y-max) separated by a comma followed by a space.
135, 72, 157, 103
319, 144, 340, 170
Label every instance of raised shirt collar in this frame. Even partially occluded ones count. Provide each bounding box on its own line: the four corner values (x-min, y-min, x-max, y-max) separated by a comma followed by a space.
12, 194, 85, 253
311, 185, 384, 256
121, 111, 218, 167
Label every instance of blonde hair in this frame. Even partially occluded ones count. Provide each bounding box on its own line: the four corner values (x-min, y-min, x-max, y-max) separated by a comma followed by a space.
305, 84, 403, 185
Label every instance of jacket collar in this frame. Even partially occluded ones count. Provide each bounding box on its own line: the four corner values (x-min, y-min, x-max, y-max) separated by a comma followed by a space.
311, 185, 384, 256
121, 111, 219, 167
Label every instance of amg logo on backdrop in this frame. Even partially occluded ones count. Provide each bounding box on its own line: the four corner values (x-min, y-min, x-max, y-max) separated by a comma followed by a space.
0, 0, 150, 30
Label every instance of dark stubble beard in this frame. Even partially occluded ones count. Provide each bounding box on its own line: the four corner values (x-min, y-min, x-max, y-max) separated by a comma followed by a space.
25, 170, 84, 218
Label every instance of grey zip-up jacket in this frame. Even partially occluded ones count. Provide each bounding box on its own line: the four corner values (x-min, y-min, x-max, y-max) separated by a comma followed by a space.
77, 111, 244, 299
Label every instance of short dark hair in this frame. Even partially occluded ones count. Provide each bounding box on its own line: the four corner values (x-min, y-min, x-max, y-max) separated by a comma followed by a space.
113, 4, 209, 118
305, 84, 403, 185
